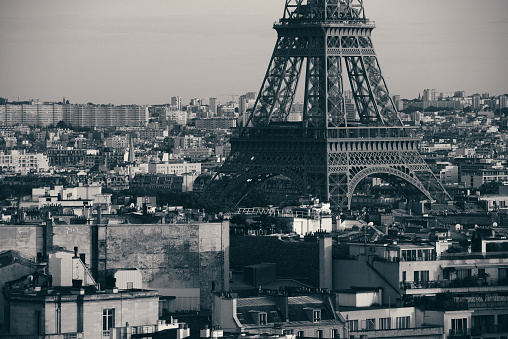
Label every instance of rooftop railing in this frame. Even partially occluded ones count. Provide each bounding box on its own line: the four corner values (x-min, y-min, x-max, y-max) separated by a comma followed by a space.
401, 278, 508, 290
439, 251, 508, 260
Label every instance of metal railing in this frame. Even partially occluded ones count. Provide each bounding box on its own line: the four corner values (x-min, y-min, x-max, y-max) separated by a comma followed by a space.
439, 251, 508, 260
471, 324, 508, 335
401, 279, 508, 290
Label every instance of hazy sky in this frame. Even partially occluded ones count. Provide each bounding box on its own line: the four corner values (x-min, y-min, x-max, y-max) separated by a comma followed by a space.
0, 0, 507, 105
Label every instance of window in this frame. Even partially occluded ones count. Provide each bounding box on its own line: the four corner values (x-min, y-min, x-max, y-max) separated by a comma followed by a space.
316, 330, 323, 338
259, 313, 267, 325
127, 282, 133, 289
402, 271, 406, 281
103, 308, 115, 336
451, 318, 467, 335
366, 318, 376, 330
313, 310, 321, 323
298, 331, 305, 337
331, 329, 339, 338
396, 316, 410, 329
379, 317, 391, 330
348, 320, 358, 332
414, 270, 429, 282
457, 269, 472, 280
478, 269, 486, 279
499, 268, 508, 281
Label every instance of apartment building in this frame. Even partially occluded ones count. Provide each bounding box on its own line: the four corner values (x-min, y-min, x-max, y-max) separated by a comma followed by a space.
331, 239, 508, 338
0, 150, 50, 174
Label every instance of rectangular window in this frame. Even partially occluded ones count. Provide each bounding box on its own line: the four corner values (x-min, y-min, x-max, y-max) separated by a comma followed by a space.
402, 271, 406, 281
259, 313, 267, 325
348, 320, 358, 332
379, 317, 391, 330
478, 268, 486, 279
451, 318, 467, 335
421, 270, 429, 281
396, 316, 410, 329
103, 308, 115, 336
313, 310, 321, 323
499, 268, 508, 281
331, 329, 339, 338
366, 318, 376, 330
316, 330, 323, 338
298, 331, 305, 337
457, 269, 472, 280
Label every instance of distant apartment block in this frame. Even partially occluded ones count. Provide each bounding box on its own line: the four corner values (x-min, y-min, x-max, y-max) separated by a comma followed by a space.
0, 103, 148, 127
104, 135, 129, 149
148, 162, 201, 175
0, 150, 50, 174
195, 118, 237, 130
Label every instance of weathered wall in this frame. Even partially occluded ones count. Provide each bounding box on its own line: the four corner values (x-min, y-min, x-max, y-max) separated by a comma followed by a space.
102, 222, 229, 310
52, 224, 92, 265
0, 221, 229, 312
0, 225, 44, 259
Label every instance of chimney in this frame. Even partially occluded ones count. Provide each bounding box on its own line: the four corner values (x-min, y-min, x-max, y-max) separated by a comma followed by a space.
319, 235, 333, 290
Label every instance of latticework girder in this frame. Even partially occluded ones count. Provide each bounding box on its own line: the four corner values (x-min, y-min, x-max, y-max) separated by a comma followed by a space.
211, 0, 451, 210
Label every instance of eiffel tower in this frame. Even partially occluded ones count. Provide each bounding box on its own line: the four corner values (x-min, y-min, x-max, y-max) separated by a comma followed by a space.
214, 0, 451, 210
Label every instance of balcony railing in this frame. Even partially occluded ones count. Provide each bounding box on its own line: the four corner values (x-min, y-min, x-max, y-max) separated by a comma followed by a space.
401, 278, 508, 290
439, 251, 508, 260
350, 326, 443, 338
449, 328, 470, 337
471, 324, 508, 335
0, 333, 83, 339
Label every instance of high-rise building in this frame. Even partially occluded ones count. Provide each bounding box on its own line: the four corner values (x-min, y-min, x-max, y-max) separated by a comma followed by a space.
481, 92, 490, 99
499, 95, 507, 110
454, 91, 466, 98
171, 96, 182, 111
472, 94, 481, 110
0, 103, 147, 128
209, 98, 217, 116
422, 89, 437, 102
238, 95, 247, 117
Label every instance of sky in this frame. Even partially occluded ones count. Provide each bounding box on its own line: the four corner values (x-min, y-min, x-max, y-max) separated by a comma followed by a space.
0, 0, 507, 105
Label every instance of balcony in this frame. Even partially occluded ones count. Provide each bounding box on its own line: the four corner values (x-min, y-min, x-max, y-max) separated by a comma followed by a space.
0, 333, 83, 339
471, 324, 508, 335
401, 278, 508, 290
350, 326, 443, 338
439, 251, 508, 260
448, 328, 470, 338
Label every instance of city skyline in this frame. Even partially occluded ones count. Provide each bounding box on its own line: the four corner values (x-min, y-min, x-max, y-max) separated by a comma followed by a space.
0, 0, 507, 105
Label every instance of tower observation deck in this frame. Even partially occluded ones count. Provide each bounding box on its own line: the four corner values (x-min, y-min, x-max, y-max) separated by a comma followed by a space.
213, 0, 451, 210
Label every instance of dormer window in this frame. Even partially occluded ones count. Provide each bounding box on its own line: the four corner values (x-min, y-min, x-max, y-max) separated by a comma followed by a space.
313, 310, 321, 323
259, 312, 267, 325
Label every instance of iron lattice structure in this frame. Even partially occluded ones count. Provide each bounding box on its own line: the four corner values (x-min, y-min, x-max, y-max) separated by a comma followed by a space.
214, 0, 451, 210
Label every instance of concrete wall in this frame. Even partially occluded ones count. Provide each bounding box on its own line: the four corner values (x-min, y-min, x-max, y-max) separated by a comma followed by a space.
0, 225, 44, 259
52, 225, 93, 267
103, 222, 229, 311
